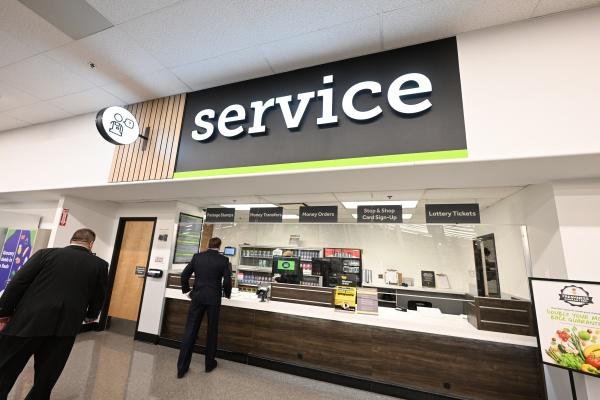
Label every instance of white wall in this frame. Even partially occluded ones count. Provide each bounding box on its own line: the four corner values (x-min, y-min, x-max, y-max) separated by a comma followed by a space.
48, 196, 118, 262
552, 179, 600, 399
458, 6, 600, 162
0, 201, 60, 229
0, 210, 41, 230
0, 9, 599, 197
0, 113, 114, 193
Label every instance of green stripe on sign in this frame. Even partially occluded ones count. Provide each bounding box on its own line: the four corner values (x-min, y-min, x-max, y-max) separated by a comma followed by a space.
173, 149, 468, 179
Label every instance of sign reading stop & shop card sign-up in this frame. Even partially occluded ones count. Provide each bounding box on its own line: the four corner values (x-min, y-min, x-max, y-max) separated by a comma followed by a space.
530, 278, 600, 378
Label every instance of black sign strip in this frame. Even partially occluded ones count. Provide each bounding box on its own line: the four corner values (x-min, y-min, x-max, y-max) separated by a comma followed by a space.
299, 206, 338, 223
205, 208, 235, 223
249, 207, 283, 223
425, 203, 480, 224
357, 205, 402, 223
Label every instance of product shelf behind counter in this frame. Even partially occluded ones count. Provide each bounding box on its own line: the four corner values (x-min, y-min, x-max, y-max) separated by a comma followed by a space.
160, 280, 543, 400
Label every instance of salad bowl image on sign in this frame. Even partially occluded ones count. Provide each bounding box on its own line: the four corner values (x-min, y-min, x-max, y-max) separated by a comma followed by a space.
96, 106, 140, 145
530, 278, 600, 378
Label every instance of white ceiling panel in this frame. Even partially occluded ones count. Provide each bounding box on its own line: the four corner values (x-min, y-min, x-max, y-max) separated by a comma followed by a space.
171, 48, 272, 91
48, 87, 124, 115
119, 0, 256, 67
46, 26, 165, 87
260, 193, 338, 203
261, 15, 381, 73
0, 55, 95, 100
102, 68, 189, 104
233, 0, 381, 45
85, 0, 183, 24
383, 0, 538, 50
334, 190, 424, 201
0, 82, 39, 112
423, 187, 523, 199
0, 0, 72, 68
0, 113, 30, 131
533, 0, 600, 16
4, 102, 72, 124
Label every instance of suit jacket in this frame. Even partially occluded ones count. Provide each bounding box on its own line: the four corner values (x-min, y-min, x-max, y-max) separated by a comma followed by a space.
0, 245, 108, 337
181, 249, 232, 305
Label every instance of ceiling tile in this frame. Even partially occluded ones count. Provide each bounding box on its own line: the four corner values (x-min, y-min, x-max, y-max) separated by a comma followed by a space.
0, 55, 95, 100
0, 113, 30, 131
231, 0, 381, 45
533, 0, 600, 16
119, 0, 256, 67
4, 102, 72, 124
0, 82, 39, 112
423, 187, 523, 200
102, 68, 189, 104
85, 0, 183, 24
46, 26, 165, 86
261, 15, 381, 73
383, 0, 538, 50
334, 190, 424, 201
260, 193, 338, 203
0, 0, 72, 67
48, 87, 124, 115
171, 48, 272, 91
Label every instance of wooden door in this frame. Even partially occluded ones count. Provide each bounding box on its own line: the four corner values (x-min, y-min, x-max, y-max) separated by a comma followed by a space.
108, 220, 155, 321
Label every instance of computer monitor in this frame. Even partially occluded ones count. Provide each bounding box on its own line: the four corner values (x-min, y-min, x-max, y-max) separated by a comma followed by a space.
272, 257, 300, 276
223, 246, 236, 256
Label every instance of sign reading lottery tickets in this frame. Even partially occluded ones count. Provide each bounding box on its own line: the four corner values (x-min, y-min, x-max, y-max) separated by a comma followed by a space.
530, 278, 600, 378
0, 229, 37, 294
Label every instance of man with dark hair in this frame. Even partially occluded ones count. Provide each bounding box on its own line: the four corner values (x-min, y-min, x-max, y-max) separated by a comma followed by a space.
0, 228, 108, 399
177, 237, 232, 377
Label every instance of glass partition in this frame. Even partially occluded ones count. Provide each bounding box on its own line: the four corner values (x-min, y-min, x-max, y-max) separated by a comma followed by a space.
193, 222, 533, 300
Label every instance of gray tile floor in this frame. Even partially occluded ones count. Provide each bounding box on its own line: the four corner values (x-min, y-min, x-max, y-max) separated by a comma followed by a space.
8, 331, 400, 400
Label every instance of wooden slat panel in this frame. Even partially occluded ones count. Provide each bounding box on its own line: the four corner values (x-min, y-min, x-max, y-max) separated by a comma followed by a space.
158, 94, 179, 179
128, 99, 153, 181
143, 99, 164, 180
132, 98, 154, 181
140, 97, 159, 180
154, 95, 175, 180
165, 94, 186, 179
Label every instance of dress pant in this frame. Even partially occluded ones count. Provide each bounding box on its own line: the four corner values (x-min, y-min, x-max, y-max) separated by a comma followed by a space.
0, 335, 76, 400
177, 300, 220, 374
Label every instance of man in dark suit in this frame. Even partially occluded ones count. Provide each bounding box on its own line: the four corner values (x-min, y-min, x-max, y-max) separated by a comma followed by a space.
177, 237, 232, 378
0, 228, 108, 400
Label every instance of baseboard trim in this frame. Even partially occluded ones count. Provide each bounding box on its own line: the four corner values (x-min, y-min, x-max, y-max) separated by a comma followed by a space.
156, 336, 460, 400
134, 331, 159, 344
80, 322, 100, 333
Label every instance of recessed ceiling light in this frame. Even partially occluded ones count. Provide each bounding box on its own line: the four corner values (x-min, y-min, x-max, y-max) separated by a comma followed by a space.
220, 203, 277, 210
352, 213, 413, 220
342, 200, 418, 209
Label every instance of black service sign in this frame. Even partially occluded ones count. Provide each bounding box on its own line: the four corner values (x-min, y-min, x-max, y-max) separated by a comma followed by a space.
299, 206, 338, 223
205, 208, 235, 223
425, 204, 480, 223
175, 37, 466, 177
249, 207, 283, 223
357, 205, 402, 223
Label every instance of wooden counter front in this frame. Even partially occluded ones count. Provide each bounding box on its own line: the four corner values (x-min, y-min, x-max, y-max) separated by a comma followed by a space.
160, 298, 544, 400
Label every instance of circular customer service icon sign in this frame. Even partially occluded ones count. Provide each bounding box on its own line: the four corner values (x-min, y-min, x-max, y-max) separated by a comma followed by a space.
95, 106, 140, 145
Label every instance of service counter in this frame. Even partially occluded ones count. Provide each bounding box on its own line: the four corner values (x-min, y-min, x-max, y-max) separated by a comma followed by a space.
160, 287, 543, 400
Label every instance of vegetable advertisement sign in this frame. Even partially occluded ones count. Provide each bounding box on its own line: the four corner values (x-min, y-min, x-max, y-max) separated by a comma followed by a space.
530, 278, 600, 378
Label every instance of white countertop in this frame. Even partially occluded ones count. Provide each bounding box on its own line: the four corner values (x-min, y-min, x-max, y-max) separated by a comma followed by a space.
363, 282, 467, 295
164, 288, 537, 347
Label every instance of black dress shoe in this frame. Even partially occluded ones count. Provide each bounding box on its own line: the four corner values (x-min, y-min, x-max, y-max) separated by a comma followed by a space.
205, 360, 218, 373
177, 370, 187, 379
